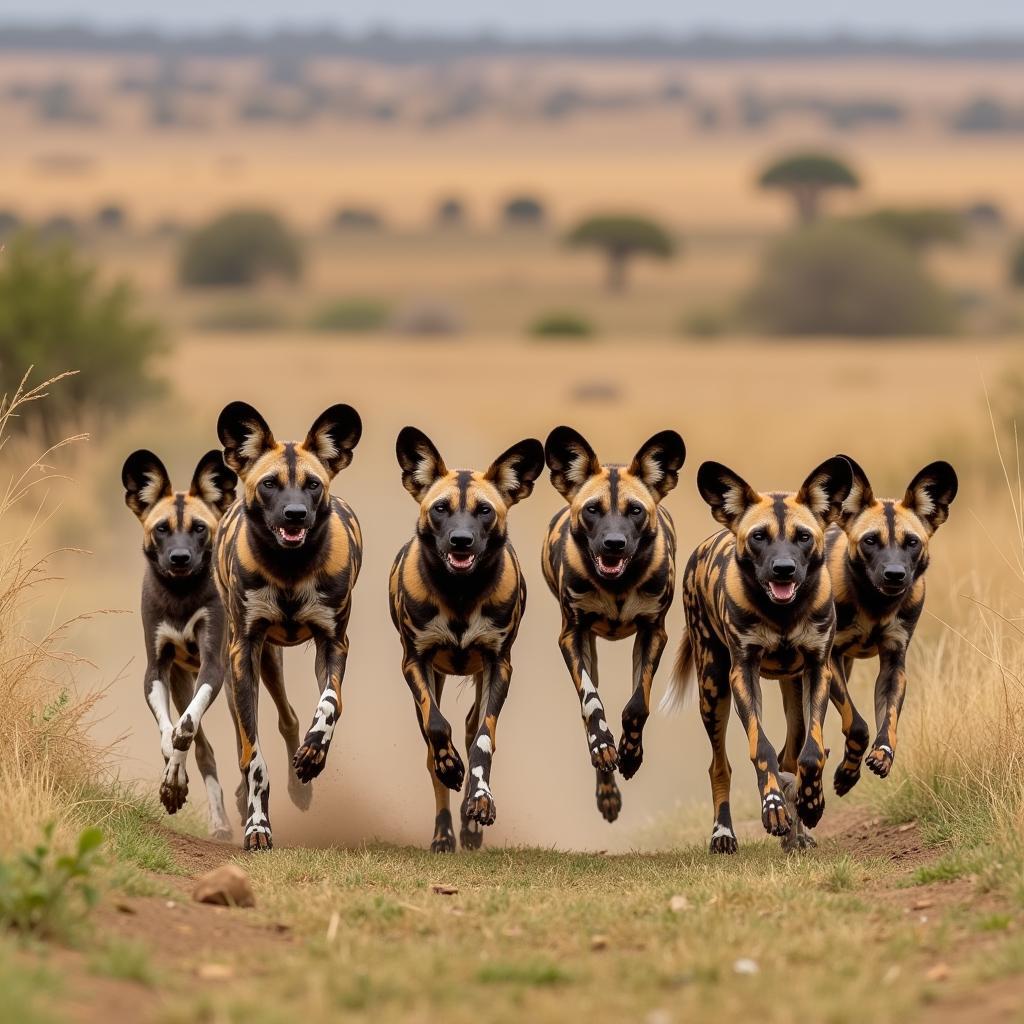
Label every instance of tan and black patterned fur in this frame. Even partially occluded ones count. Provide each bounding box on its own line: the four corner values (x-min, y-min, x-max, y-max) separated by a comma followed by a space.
542, 427, 685, 822
665, 457, 852, 853
389, 428, 544, 852
214, 402, 362, 851
826, 456, 957, 795
122, 448, 237, 839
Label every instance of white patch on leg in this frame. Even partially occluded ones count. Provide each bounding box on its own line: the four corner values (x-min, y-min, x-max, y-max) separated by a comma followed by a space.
711, 823, 735, 840
205, 775, 230, 835
176, 682, 214, 738
245, 746, 271, 832
582, 696, 603, 719
475, 734, 492, 754
580, 670, 597, 697
470, 765, 492, 798
147, 678, 174, 758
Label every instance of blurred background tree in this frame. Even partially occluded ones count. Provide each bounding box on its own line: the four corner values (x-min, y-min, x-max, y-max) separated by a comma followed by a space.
566, 215, 676, 292
0, 233, 164, 432
758, 152, 860, 224
854, 207, 966, 250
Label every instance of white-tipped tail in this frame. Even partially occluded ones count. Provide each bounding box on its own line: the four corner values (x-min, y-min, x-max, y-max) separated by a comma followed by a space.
658, 631, 696, 715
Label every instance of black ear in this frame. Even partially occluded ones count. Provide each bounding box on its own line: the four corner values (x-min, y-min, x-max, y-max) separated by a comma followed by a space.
796, 456, 854, 527
189, 450, 238, 517
544, 426, 601, 501
836, 453, 874, 526
304, 404, 362, 478
696, 461, 760, 530
903, 461, 958, 534
217, 402, 276, 477
628, 430, 686, 502
122, 449, 172, 520
485, 438, 545, 507
396, 427, 448, 501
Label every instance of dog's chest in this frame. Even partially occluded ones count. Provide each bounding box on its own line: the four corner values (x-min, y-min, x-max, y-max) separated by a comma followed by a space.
153, 608, 206, 672
413, 608, 508, 674
568, 585, 662, 639
737, 617, 829, 678
835, 609, 907, 660
244, 579, 337, 644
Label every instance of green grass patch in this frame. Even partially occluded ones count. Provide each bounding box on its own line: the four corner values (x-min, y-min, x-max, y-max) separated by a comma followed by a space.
307, 298, 390, 332
906, 853, 977, 886
89, 938, 155, 986
101, 800, 182, 876
528, 310, 595, 338
476, 959, 572, 987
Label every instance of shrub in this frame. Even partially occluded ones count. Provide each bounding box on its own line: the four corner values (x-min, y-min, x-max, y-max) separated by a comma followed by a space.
529, 311, 594, 338
308, 298, 390, 332
745, 221, 957, 336
0, 236, 164, 432
39, 214, 77, 241
855, 207, 965, 250
95, 204, 127, 231
178, 209, 302, 287
1010, 239, 1024, 289
436, 197, 465, 227
502, 195, 546, 228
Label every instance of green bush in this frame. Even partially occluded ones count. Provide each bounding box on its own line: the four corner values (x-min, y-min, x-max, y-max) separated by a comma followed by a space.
195, 301, 289, 331
745, 222, 958, 336
308, 298, 390, 332
529, 311, 595, 338
855, 207, 966, 250
0, 234, 164, 431
1011, 238, 1024, 288
178, 209, 302, 287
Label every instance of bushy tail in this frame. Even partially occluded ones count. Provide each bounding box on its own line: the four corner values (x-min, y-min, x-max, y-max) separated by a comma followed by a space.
658, 630, 696, 715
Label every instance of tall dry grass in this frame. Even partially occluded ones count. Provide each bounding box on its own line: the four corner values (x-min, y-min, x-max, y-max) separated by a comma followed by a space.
0, 371, 110, 852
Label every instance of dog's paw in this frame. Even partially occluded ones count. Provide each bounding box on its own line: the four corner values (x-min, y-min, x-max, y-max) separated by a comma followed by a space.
433, 740, 465, 791
287, 766, 314, 810
781, 829, 818, 854
589, 723, 619, 773
243, 824, 273, 852
866, 745, 894, 778
464, 791, 496, 827
430, 827, 457, 854
761, 790, 792, 837
159, 759, 189, 814
796, 768, 825, 829
709, 823, 738, 855
210, 826, 234, 842
292, 735, 328, 783
833, 758, 863, 797
596, 775, 622, 822
617, 733, 644, 780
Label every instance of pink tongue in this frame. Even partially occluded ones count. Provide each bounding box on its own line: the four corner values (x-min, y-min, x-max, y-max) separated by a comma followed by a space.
770, 581, 796, 601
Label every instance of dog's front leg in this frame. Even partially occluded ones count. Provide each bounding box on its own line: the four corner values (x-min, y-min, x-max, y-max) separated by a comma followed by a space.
460, 656, 511, 844
866, 648, 908, 779
229, 629, 272, 851
559, 619, 617, 772
293, 626, 349, 783
402, 652, 465, 793
143, 656, 181, 813
829, 654, 871, 796
795, 655, 830, 829
618, 620, 668, 779
729, 648, 791, 837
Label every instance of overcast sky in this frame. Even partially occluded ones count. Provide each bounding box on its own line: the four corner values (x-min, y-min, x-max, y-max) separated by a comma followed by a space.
5, 0, 1024, 36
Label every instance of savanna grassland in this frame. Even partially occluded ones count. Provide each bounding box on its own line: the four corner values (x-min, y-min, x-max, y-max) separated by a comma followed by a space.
4, 38, 1024, 1024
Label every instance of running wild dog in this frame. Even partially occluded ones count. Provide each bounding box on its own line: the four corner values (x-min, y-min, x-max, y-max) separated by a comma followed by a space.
389, 428, 544, 852
215, 402, 362, 851
827, 456, 957, 795
665, 457, 853, 853
122, 448, 237, 839
543, 427, 685, 822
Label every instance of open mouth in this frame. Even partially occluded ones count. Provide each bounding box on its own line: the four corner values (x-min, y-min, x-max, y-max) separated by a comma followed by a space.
277, 526, 308, 547
595, 554, 628, 579
766, 580, 798, 604
879, 582, 908, 596
445, 552, 476, 573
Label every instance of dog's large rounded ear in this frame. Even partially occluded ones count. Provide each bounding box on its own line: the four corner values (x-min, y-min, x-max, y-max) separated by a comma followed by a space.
485, 438, 545, 507
544, 426, 601, 501
796, 456, 854, 527
628, 430, 686, 502
304, 404, 362, 478
696, 461, 760, 530
836, 453, 874, 526
903, 461, 958, 535
189, 450, 238, 518
396, 427, 448, 501
122, 449, 172, 520
217, 402, 276, 477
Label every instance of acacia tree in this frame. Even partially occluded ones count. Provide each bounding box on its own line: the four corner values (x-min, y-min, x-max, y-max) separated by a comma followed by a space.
566, 215, 676, 292
758, 152, 860, 224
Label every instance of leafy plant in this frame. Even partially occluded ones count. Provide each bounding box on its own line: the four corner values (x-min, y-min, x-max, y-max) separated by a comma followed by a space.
308, 298, 390, 332
529, 310, 595, 338
0, 823, 103, 939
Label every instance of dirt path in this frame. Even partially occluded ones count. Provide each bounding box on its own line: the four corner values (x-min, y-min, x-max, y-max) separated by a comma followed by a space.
46, 812, 1023, 1024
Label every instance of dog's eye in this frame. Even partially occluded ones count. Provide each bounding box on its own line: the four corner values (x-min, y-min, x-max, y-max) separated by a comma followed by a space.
862, 536, 877, 547
433, 502, 448, 514
750, 529, 767, 543
155, 522, 170, 534
193, 522, 206, 534
585, 503, 600, 516
629, 505, 644, 518
477, 504, 492, 518
905, 536, 919, 548
796, 530, 811, 543
306, 479, 321, 491
261, 478, 277, 491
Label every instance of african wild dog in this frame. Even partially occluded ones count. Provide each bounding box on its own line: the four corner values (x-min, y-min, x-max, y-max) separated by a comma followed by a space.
389, 428, 544, 852
542, 427, 685, 822
664, 457, 853, 853
122, 448, 237, 839
215, 402, 362, 851
825, 456, 957, 795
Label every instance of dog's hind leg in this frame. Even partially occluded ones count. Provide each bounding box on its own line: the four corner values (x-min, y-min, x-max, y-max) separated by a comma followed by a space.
193, 725, 232, 840
696, 637, 738, 853
260, 645, 309, 811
